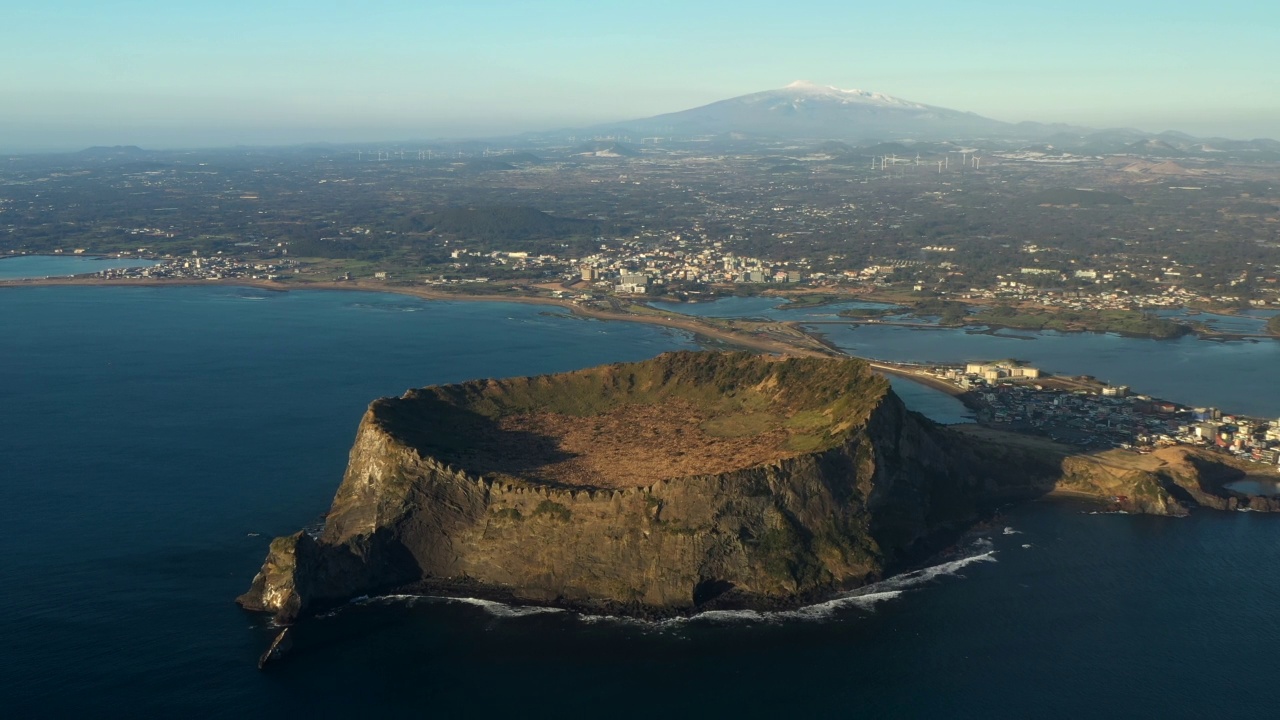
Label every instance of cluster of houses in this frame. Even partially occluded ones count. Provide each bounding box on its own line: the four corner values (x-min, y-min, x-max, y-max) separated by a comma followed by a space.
576, 244, 809, 295
95, 255, 291, 282
929, 361, 1043, 388
941, 364, 1280, 464
1185, 414, 1280, 464
963, 278, 1278, 313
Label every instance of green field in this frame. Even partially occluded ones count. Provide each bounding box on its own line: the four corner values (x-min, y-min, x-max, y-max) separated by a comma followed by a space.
970, 307, 1191, 339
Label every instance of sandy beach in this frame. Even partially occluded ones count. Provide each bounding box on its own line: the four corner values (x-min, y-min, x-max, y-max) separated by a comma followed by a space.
865, 362, 969, 397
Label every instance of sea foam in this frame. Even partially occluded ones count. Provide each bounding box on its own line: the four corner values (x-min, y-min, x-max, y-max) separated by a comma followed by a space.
334, 540, 999, 627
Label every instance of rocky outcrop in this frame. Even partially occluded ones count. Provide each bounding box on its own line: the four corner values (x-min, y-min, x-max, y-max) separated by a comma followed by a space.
1055, 454, 1192, 516
1152, 447, 1280, 512
240, 352, 1064, 623
1051, 445, 1280, 515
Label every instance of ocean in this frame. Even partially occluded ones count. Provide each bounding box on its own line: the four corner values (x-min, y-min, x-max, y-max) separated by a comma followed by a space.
0, 255, 159, 279
667, 295, 1280, 417
3, 286, 1279, 718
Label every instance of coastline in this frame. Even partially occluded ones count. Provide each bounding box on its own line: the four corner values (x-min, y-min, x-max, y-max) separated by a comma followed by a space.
866, 362, 970, 398
0, 276, 837, 358
7, 275, 1276, 365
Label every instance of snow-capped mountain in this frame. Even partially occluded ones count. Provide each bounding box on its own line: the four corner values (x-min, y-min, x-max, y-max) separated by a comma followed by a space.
596, 81, 1013, 141
769, 80, 930, 109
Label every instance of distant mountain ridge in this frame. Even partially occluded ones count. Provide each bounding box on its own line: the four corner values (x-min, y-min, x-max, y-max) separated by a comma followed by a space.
587, 81, 1278, 149
58, 84, 1276, 155
592, 81, 1021, 142
75, 145, 151, 157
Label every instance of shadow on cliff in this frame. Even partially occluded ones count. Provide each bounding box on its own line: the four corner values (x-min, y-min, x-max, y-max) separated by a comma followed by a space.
373, 396, 584, 486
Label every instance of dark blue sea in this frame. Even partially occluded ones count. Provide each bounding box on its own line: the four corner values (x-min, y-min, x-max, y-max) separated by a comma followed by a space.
4, 286, 1280, 718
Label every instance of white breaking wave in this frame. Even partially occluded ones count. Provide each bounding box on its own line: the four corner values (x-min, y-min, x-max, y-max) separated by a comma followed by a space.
347, 593, 565, 618
609, 589, 911, 628
335, 541, 998, 627
437, 596, 567, 618
576, 542, 997, 627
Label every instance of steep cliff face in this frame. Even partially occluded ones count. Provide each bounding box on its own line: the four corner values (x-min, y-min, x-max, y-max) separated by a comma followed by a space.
239, 352, 1060, 623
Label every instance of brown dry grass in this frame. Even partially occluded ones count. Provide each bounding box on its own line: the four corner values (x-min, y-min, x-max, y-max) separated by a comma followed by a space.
475, 400, 802, 489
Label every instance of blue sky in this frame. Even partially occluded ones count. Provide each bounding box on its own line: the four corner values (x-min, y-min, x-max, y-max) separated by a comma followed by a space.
3, 0, 1278, 149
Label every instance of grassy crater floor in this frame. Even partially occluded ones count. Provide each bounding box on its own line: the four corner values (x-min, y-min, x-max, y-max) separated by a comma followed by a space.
372, 351, 887, 490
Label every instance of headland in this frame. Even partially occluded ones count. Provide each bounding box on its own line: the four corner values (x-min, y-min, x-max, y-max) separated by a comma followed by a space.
237, 352, 1070, 629
239, 351, 1280, 650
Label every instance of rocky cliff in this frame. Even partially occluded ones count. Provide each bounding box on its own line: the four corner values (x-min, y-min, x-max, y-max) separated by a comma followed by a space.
238, 352, 1066, 623
1055, 445, 1280, 514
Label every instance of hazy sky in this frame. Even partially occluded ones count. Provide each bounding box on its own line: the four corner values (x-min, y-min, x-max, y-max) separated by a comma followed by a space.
3, 0, 1278, 149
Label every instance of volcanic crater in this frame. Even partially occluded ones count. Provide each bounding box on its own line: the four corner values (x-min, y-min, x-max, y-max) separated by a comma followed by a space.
373, 351, 879, 489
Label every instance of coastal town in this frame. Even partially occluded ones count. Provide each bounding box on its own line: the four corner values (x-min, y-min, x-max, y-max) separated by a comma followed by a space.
34, 230, 1278, 324
885, 359, 1280, 466
421, 232, 1280, 317
83, 253, 297, 282
4, 133, 1280, 325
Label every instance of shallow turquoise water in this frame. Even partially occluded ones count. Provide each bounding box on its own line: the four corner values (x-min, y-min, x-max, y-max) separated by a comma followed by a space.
0, 254, 159, 279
